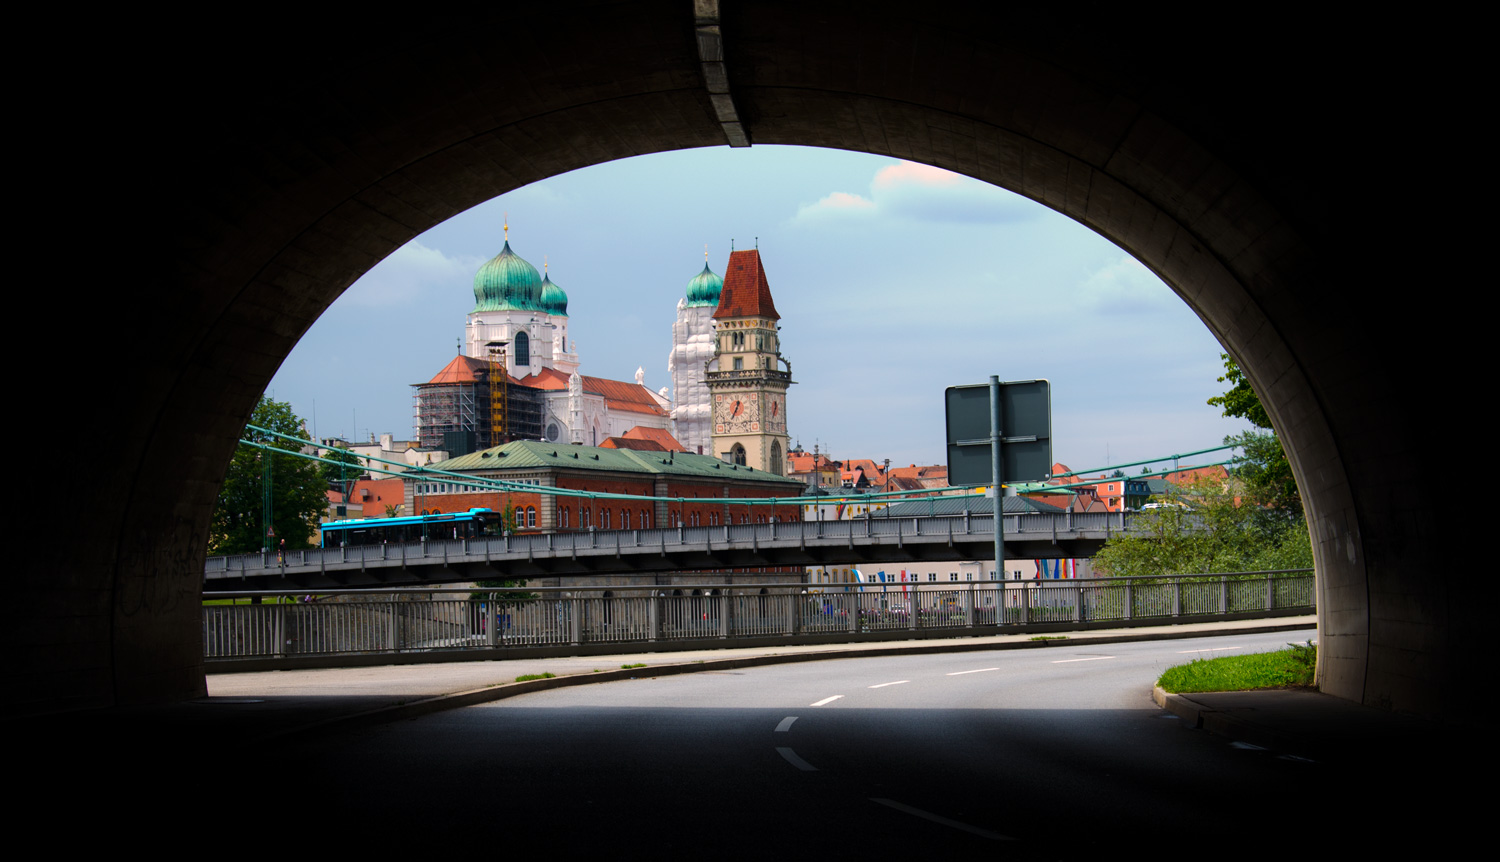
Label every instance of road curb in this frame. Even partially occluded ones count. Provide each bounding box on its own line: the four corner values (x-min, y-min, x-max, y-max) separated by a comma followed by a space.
275, 620, 1316, 741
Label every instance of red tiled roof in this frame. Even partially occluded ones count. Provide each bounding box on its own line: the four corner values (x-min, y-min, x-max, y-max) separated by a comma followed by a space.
622, 426, 688, 451
423, 355, 524, 386
713, 249, 780, 320
601, 437, 667, 452
515, 368, 667, 417
584, 376, 668, 416
518, 366, 572, 390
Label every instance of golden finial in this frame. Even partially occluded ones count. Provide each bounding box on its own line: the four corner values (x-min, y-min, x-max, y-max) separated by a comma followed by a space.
704, 243, 709, 263
503, 212, 509, 242
544, 254, 549, 272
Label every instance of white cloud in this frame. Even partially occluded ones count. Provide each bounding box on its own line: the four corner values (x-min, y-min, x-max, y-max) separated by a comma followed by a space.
1076, 256, 1172, 314
343, 240, 485, 307
791, 160, 1034, 226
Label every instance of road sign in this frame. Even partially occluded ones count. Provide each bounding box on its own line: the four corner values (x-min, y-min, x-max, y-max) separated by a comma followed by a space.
944, 379, 1052, 486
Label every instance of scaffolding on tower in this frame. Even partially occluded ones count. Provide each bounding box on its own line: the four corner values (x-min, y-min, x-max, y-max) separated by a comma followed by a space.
486, 340, 509, 448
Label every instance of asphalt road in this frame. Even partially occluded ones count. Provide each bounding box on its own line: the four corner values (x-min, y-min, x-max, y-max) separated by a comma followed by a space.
270, 630, 1394, 855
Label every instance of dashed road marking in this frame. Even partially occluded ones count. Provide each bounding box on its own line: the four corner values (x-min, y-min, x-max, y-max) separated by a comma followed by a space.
869, 680, 910, 688
1051, 656, 1115, 663
946, 668, 999, 676
777, 747, 818, 771
870, 798, 1012, 841
775, 716, 798, 732
811, 695, 843, 707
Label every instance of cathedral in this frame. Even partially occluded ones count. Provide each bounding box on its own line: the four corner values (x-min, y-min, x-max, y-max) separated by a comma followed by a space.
414, 229, 673, 454
415, 230, 793, 477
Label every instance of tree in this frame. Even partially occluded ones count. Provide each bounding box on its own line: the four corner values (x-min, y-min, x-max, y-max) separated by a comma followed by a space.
321, 445, 364, 486
208, 397, 332, 555
1207, 354, 1300, 518
1206, 353, 1271, 429
1093, 475, 1312, 578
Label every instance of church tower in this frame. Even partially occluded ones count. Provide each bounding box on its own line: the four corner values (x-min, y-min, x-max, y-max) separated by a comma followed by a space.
707, 249, 793, 475
668, 251, 722, 455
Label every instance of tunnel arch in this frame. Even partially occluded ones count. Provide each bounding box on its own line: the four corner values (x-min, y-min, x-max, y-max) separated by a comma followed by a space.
27, 3, 1442, 718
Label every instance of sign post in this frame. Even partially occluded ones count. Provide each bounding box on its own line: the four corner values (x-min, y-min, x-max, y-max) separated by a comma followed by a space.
946, 379, 1052, 589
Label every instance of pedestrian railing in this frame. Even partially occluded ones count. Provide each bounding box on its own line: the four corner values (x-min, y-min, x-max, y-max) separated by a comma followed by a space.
203, 569, 1312, 664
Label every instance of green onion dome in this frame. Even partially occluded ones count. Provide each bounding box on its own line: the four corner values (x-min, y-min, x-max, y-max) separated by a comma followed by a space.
472, 241, 544, 312
540, 273, 569, 317
684, 261, 723, 307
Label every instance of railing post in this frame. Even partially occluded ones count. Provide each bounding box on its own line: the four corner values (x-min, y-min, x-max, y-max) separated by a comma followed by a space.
1265, 574, 1274, 611
1220, 577, 1228, 615
649, 593, 659, 642
568, 594, 580, 645
966, 581, 975, 628
487, 597, 498, 647
1073, 582, 1083, 623
1124, 581, 1133, 621
273, 603, 286, 658
387, 597, 399, 652
1172, 578, 1182, 618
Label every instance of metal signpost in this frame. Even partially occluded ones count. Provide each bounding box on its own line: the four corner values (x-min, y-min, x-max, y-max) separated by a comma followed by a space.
945, 378, 1052, 584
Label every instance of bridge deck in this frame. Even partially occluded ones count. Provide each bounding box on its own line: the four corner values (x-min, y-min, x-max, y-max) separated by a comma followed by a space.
206, 512, 1140, 590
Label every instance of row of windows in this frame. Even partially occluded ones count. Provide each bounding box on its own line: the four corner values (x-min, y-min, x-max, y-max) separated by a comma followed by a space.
417, 478, 549, 495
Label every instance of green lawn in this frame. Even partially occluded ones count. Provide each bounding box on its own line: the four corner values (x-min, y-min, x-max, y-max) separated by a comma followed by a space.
1157, 642, 1316, 693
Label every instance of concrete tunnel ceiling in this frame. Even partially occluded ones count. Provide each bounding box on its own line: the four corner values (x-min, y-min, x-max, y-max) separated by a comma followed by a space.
21, 2, 1453, 718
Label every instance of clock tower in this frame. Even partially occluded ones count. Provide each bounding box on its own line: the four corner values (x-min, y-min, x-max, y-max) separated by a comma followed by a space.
708, 249, 793, 476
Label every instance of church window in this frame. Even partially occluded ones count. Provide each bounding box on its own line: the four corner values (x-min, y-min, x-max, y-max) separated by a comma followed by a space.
733, 357, 743, 370
731, 444, 746, 466
514, 330, 530, 366
771, 442, 782, 475
622, 510, 630, 530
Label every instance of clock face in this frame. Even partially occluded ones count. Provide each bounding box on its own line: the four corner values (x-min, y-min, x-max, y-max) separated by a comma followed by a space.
714, 394, 753, 433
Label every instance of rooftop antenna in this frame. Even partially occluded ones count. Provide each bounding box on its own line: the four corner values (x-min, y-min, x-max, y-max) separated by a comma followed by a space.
730, 238, 735, 252
755, 236, 759, 249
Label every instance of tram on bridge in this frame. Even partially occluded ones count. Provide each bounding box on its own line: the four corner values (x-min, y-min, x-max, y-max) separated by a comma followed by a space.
319, 508, 501, 548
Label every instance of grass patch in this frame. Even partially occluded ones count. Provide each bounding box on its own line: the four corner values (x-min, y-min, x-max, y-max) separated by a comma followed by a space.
1158, 642, 1316, 693
1030, 635, 1068, 641
621, 663, 647, 669
515, 672, 556, 682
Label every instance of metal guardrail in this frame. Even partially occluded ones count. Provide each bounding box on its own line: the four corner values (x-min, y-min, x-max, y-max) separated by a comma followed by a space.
204, 511, 1149, 581
202, 569, 1311, 664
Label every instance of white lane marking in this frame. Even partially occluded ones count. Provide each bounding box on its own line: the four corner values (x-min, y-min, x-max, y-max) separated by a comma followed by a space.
810, 695, 843, 707
946, 668, 999, 676
869, 680, 910, 688
870, 798, 1013, 841
1230, 741, 1268, 751
1176, 646, 1243, 653
775, 716, 798, 732
1051, 656, 1115, 663
777, 747, 818, 771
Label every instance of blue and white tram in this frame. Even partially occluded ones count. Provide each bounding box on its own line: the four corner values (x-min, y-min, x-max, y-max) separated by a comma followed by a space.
319, 508, 501, 548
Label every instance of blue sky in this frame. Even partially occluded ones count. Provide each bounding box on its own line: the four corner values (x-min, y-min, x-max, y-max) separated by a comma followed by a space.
268, 145, 1252, 475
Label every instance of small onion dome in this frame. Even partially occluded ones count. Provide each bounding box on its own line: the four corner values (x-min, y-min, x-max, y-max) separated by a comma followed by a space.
684, 262, 723, 307
472, 241, 544, 312
540, 273, 569, 317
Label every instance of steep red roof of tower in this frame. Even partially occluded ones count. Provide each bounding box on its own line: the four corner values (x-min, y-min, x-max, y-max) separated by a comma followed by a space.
713, 249, 780, 320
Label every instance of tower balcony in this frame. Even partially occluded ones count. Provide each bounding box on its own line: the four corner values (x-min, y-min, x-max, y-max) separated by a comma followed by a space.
705, 368, 794, 387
